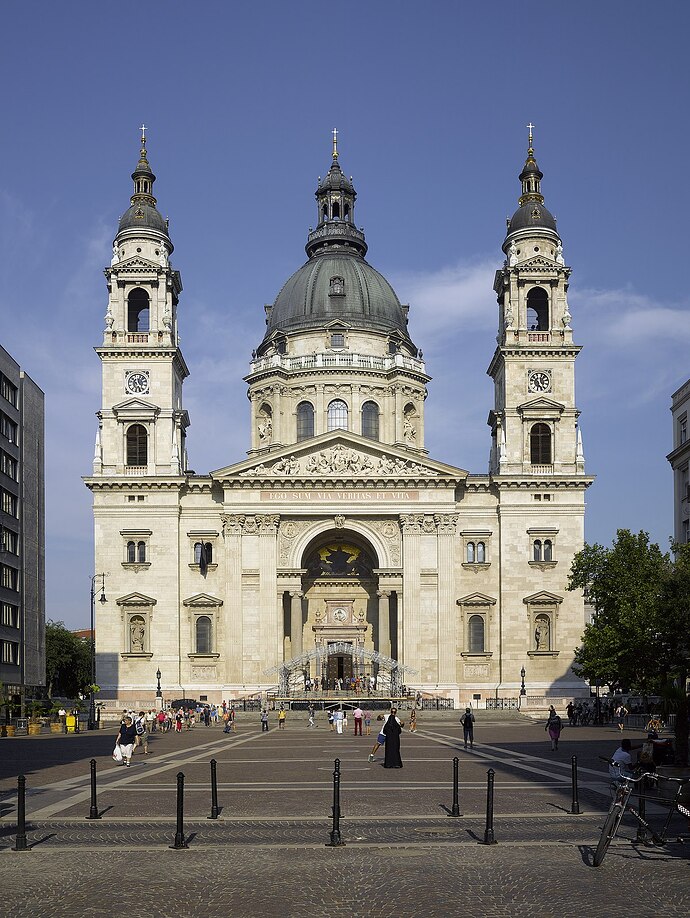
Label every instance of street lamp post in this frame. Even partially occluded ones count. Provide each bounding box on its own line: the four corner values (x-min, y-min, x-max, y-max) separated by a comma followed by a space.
155, 668, 163, 710
88, 574, 107, 730
520, 666, 527, 699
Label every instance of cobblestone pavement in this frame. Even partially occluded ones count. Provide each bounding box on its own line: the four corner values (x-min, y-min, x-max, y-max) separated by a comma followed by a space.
1, 716, 688, 916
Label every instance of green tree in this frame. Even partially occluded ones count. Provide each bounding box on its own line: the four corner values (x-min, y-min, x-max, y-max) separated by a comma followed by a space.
45, 621, 91, 699
568, 530, 689, 764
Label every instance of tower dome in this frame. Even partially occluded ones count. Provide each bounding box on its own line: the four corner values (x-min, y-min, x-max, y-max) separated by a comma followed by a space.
259, 132, 415, 354
116, 126, 172, 244
505, 125, 558, 238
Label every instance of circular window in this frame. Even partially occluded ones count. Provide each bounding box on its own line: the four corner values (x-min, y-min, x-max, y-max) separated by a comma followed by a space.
534, 246, 539, 252
136, 247, 142, 253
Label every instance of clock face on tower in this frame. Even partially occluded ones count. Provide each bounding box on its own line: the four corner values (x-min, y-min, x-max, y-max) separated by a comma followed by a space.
125, 371, 149, 395
528, 371, 551, 393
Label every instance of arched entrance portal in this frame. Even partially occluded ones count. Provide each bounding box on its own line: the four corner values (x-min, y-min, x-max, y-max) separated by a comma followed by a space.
280, 529, 400, 689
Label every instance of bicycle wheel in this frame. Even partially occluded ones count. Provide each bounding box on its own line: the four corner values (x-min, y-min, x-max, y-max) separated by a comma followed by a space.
593, 802, 625, 867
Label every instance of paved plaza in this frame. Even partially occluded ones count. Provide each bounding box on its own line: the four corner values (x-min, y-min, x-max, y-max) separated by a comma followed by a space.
0, 712, 688, 917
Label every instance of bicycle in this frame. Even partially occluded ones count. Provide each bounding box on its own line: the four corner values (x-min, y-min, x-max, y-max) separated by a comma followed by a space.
593, 759, 690, 867
646, 717, 664, 733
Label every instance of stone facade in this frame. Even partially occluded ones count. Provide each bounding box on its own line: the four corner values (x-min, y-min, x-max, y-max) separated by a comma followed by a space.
86, 132, 593, 706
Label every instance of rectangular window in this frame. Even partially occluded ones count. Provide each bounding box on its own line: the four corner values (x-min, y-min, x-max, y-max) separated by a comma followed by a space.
0, 450, 18, 480
1, 490, 18, 517
1, 602, 19, 627
1, 564, 19, 590
1, 640, 19, 664
0, 412, 17, 445
0, 374, 18, 408
681, 417, 688, 445
1, 527, 18, 554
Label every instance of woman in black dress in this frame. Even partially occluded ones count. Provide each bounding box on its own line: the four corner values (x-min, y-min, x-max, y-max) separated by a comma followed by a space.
382, 708, 403, 768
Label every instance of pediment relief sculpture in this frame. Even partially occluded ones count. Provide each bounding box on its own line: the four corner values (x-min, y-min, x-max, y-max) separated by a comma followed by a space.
240, 442, 437, 478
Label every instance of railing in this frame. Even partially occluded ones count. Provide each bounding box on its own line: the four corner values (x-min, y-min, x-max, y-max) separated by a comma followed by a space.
124, 466, 148, 475
486, 698, 519, 710
249, 351, 426, 375
530, 464, 554, 475
527, 332, 550, 343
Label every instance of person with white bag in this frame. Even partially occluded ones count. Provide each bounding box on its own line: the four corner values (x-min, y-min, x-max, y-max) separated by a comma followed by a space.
115, 716, 137, 767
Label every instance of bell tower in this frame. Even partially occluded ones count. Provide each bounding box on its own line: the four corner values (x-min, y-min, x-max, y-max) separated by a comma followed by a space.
487, 126, 585, 478
93, 127, 189, 477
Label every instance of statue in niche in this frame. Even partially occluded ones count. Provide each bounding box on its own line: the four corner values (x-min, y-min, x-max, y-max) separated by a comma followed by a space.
508, 240, 518, 267
258, 415, 272, 444
504, 304, 514, 329
555, 242, 565, 265
403, 414, 417, 444
159, 245, 168, 267
534, 618, 550, 651
111, 243, 119, 266
130, 618, 146, 653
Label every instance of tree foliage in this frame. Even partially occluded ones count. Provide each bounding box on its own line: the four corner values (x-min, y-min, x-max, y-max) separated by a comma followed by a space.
45, 621, 91, 699
568, 530, 689, 764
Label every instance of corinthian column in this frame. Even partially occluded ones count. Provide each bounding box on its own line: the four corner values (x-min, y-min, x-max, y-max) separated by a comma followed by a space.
290, 591, 303, 658
377, 590, 391, 658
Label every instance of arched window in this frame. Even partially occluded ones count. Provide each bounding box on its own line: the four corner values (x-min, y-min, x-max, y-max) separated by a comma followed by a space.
296, 402, 314, 441
477, 542, 486, 563
533, 539, 542, 562
468, 615, 485, 653
526, 286, 549, 331
344, 202, 350, 221
466, 542, 475, 563
543, 539, 553, 562
127, 288, 150, 332
127, 541, 136, 563
530, 423, 551, 464
196, 616, 212, 654
322, 204, 328, 221
361, 401, 379, 440
327, 399, 348, 431
332, 200, 340, 219
126, 424, 148, 466
137, 541, 146, 563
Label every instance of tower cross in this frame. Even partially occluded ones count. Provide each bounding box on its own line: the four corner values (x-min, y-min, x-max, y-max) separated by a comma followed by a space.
140, 123, 147, 144
526, 122, 534, 146
332, 127, 338, 159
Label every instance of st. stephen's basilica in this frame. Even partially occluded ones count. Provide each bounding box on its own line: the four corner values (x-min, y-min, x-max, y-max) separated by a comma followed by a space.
86, 127, 593, 707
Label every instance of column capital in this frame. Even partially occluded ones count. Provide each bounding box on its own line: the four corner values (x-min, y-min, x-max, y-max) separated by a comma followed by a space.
377, 590, 391, 599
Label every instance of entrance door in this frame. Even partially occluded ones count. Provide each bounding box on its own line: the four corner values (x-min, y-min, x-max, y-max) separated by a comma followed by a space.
327, 652, 353, 688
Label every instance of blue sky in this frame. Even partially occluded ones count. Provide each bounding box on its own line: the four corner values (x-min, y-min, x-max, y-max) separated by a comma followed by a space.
1, 2, 689, 629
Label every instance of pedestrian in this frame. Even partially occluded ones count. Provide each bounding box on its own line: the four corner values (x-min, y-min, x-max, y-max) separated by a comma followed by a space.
616, 704, 628, 731
328, 709, 335, 732
203, 706, 211, 726
368, 715, 388, 762
261, 709, 269, 732
334, 708, 344, 734
461, 707, 475, 749
383, 708, 404, 768
566, 701, 575, 726
278, 707, 286, 730
353, 705, 364, 736
145, 709, 156, 733
116, 715, 137, 767
409, 709, 417, 733
175, 711, 183, 733
222, 710, 232, 733
308, 703, 315, 728
133, 710, 149, 755
545, 706, 562, 751
364, 709, 372, 735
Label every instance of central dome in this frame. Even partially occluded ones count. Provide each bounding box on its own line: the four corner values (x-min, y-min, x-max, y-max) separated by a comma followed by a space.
259, 143, 416, 353
264, 249, 411, 340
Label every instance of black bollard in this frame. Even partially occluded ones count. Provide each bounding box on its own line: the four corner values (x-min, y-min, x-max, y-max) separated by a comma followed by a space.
326, 758, 345, 847
208, 758, 219, 820
12, 774, 29, 851
448, 756, 462, 817
636, 779, 649, 843
570, 755, 581, 815
482, 768, 497, 845
86, 758, 101, 820
170, 771, 189, 849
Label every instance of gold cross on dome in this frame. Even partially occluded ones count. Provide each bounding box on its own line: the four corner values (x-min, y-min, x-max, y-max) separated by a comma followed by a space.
332, 127, 339, 159
527, 122, 535, 146
140, 123, 147, 144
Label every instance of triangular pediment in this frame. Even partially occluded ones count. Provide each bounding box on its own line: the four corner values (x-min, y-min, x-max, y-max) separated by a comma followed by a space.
211, 430, 467, 482
182, 592, 223, 607
457, 592, 497, 606
517, 396, 564, 413
116, 591, 157, 606
523, 590, 563, 605
112, 397, 158, 412
112, 255, 162, 271
518, 255, 559, 270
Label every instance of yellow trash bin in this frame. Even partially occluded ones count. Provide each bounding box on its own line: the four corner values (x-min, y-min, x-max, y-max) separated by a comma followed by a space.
65, 714, 76, 733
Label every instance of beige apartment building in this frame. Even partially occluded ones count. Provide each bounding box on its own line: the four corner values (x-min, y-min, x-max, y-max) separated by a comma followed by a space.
85, 129, 593, 706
